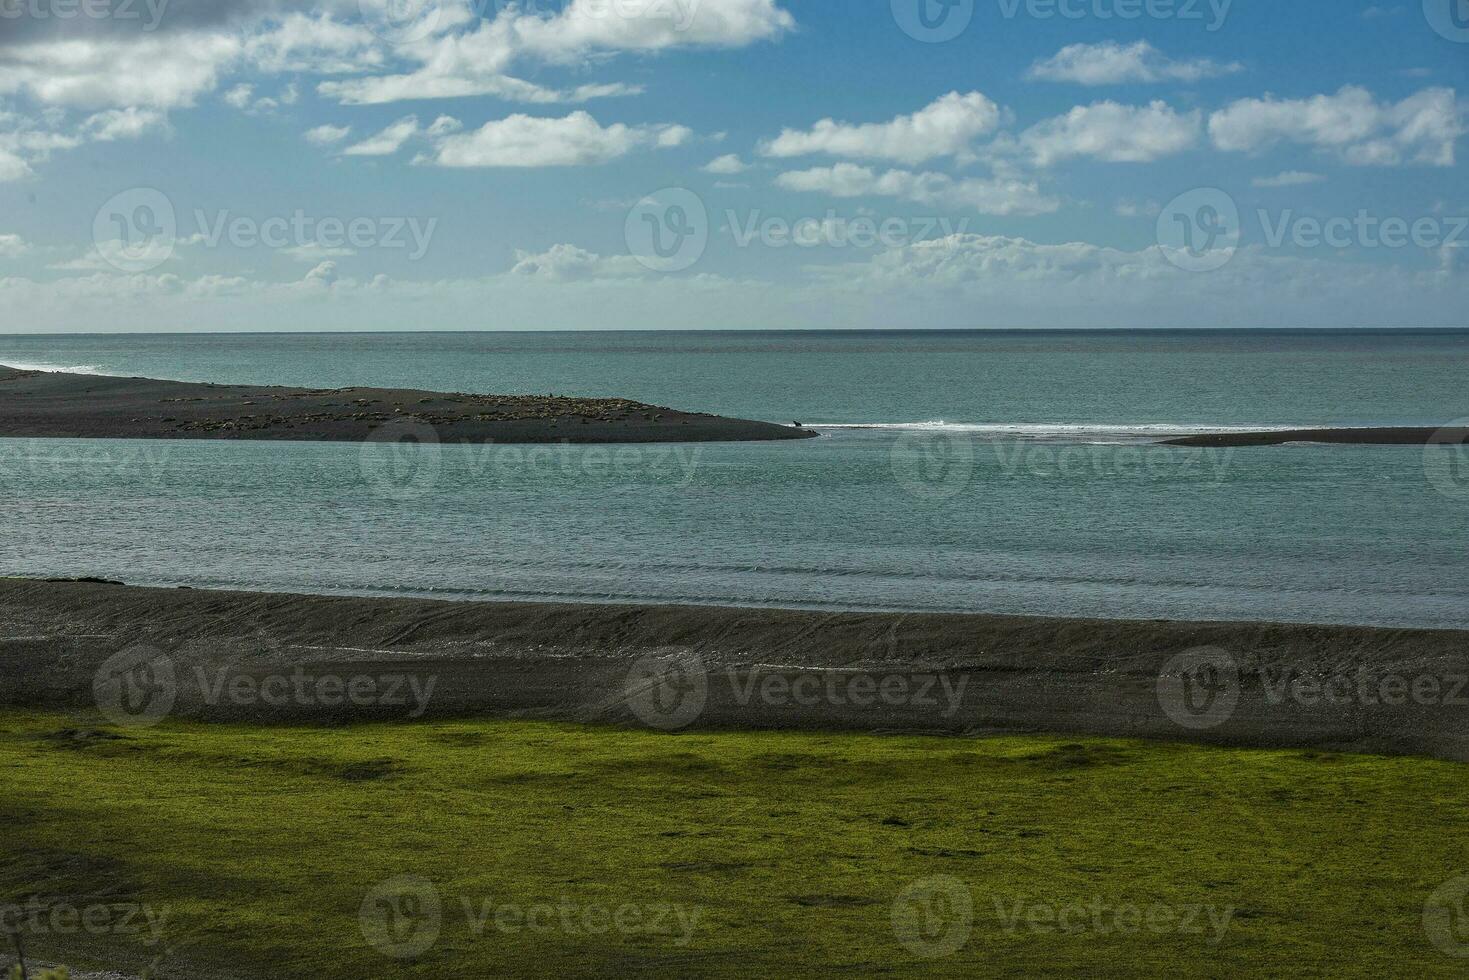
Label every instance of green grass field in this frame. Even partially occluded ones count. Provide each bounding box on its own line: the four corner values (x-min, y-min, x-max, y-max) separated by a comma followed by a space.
3, 712, 1468, 978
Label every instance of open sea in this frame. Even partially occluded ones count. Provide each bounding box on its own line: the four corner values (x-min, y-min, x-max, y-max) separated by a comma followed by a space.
3, 329, 1468, 628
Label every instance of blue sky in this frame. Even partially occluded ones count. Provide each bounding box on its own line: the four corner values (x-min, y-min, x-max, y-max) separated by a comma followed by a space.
0, 0, 1466, 330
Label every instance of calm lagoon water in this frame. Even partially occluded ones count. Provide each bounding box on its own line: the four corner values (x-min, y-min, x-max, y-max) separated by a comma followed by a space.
3, 330, 1467, 628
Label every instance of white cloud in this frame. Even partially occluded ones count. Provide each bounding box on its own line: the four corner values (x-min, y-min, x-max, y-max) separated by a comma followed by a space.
1252, 170, 1326, 188
0, 233, 29, 257
283, 242, 356, 262
318, 72, 641, 107
426, 115, 463, 138
222, 81, 298, 115
223, 84, 255, 110
798, 233, 1469, 328
510, 244, 648, 281
703, 153, 750, 174
1027, 41, 1243, 85
775, 163, 1060, 216
430, 112, 690, 168
0, 149, 30, 182
320, 0, 791, 105
10, 231, 1467, 333
52, 238, 180, 273
304, 124, 352, 146
0, 104, 165, 180
0, 12, 382, 115
656, 124, 694, 148
343, 116, 420, 156
489, 0, 794, 61
1209, 86, 1464, 166
1020, 100, 1201, 166
303, 260, 339, 286
759, 92, 1002, 165
243, 13, 382, 75
0, 34, 242, 109
79, 107, 169, 142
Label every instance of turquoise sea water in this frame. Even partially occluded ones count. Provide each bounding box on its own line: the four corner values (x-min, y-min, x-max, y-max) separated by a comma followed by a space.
3, 330, 1468, 628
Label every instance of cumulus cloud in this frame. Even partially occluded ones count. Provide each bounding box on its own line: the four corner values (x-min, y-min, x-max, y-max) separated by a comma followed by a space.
10, 229, 1467, 332
223, 84, 255, 109
1020, 101, 1201, 166
0, 233, 29, 257
302, 260, 339, 286
319, 0, 791, 105
0, 104, 170, 181
775, 163, 1060, 216
304, 123, 352, 145
0, 34, 243, 110
430, 112, 691, 168
0, 149, 30, 182
242, 12, 381, 75
509, 244, 648, 281
79, 107, 169, 141
283, 242, 356, 262
703, 153, 750, 174
1209, 86, 1464, 166
799, 232, 1469, 329
318, 73, 641, 106
759, 92, 1002, 165
1027, 41, 1243, 85
342, 115, 420, 156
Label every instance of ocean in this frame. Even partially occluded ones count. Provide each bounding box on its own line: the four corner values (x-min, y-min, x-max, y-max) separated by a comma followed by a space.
3, 329, 1468, 628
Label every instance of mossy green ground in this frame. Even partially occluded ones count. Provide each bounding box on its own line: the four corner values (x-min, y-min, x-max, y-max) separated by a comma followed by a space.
2, 712, 1467, 978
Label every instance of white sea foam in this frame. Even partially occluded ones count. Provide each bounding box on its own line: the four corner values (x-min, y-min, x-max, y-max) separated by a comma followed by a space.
808, 420, 1331, 444
0, 360, 115, 376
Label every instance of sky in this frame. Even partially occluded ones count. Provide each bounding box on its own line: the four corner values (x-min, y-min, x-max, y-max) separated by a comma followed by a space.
0, 0, 1466, 331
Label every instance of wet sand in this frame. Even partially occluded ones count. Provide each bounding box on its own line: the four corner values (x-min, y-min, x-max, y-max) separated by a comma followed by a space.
1163, 426, 1464, 447
0, 366, 813, 444
3, 580, 1467, 761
